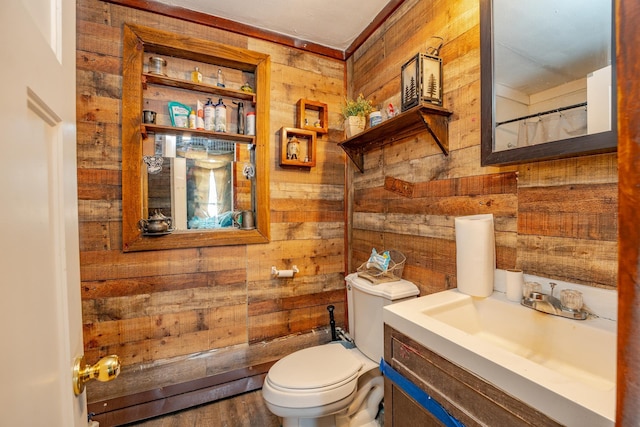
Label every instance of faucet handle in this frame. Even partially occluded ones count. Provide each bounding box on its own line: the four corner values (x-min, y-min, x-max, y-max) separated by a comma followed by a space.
560, 289, 584, 311
523, 282, 542, 299
549, 282, 557, 297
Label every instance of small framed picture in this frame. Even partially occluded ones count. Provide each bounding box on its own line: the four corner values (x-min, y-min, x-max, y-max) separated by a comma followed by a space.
401, 53, 443, 112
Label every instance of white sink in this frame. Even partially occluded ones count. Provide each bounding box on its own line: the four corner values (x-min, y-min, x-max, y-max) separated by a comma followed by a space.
383, 288, 616, 426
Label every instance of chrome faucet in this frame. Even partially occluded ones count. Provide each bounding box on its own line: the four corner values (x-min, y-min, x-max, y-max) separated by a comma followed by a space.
521, 282, 589, 320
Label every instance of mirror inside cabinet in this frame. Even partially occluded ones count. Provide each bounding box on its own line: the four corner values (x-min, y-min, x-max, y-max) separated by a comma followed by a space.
144, 138, 255, 231
480, 0, 617, 166
122, 24, 271, 252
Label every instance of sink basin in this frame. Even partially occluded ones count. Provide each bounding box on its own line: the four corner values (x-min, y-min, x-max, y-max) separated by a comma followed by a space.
383, 289, 616, 426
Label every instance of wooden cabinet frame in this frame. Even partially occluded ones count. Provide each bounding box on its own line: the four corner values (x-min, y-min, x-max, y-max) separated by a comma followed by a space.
121, 24, 271, 252
279, 127, 316, 168
296, 98, 328, 134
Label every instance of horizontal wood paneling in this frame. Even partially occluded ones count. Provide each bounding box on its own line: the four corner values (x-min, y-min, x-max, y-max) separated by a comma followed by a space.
78, 0, 347, 402
78, 0, 619, 412
88, 363, 276, 427
347, 0, 617, 294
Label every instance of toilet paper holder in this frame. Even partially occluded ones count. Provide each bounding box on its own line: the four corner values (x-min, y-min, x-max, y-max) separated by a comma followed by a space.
271, 265, 299, 278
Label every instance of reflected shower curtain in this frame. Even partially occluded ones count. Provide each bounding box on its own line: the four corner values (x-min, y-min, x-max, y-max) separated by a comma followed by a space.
516, 108, 587, 146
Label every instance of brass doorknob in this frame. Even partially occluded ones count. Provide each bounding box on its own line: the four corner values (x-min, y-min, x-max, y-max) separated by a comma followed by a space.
73, 355, 121, 396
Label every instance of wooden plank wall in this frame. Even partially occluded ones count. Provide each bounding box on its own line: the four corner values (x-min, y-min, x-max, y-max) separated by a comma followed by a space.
347, 0, 618, 297
77, 0, 348, 401
77, 0, 619, 405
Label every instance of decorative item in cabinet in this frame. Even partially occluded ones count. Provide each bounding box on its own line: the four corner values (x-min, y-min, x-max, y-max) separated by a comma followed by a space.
296, 99, 328, 134
280, 127, 316, 168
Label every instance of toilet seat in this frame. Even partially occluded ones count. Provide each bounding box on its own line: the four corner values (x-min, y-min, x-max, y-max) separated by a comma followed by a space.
263, 343, 364, 409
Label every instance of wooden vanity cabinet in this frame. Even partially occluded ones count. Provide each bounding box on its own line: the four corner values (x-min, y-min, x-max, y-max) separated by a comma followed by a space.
383, 325, 563, 427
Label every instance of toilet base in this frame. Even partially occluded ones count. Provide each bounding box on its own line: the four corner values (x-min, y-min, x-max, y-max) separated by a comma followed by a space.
265, 388, 356, 426
281, 414, 340, 427
268, 370, 384, 427
281, 414, 380, 427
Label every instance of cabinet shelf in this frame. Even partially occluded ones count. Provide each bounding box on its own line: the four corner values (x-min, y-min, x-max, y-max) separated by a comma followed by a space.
142, 73, 256, 103
338, 103, 452, 172
141, 123, 255, 144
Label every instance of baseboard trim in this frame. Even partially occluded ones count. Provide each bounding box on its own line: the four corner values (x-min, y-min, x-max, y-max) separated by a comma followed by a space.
88, 361, 276, 426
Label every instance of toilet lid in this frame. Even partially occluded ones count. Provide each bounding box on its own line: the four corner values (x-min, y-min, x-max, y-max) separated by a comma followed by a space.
268, 344, 363, 390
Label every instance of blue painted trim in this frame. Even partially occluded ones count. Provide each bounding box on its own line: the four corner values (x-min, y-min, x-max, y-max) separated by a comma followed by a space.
380, 359, 465, 427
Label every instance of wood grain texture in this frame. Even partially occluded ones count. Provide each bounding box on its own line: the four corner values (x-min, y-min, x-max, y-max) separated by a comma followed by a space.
76, 0, 623, 421
130, 389, 279, 427
384, 326, 563, 426
347, 0, 617, 290
88, 363, 276, 426
350, 171, 518, 295
78, 0, 347, 402
616, 0, 640, 423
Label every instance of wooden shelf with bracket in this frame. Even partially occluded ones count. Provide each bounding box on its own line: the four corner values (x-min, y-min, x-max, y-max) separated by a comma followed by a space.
338, 103, 452, 172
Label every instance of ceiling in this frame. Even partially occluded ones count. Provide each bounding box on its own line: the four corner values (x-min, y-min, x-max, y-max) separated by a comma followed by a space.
122, 0, 611, 93
152, 0, 397, 52
494, 0, 611, 96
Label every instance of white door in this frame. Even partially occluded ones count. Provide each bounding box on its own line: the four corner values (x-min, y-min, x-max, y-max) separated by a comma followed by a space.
0, 0, 86, 426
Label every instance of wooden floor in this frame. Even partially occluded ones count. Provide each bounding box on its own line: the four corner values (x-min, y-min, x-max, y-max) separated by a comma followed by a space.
125, 390, 281, 427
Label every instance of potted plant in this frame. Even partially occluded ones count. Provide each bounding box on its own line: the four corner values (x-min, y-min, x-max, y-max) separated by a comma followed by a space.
342, 93, 374, 138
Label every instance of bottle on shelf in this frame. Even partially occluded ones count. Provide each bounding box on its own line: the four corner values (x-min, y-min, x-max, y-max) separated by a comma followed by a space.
196, 100, 205, 130
204, 98, 215, 131
191, 67, 202, 83
217, 69, 225, 88
214, 98, 227, 132
236, 102, 245, 134
246, 111, 256, 136
189, 110, 197, 129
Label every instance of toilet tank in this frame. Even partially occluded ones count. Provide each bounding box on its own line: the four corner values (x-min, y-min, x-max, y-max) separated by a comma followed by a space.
345, 273, 419, 362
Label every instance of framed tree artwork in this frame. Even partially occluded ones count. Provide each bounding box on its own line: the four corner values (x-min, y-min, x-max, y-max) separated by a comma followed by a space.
401, 52, 443, 112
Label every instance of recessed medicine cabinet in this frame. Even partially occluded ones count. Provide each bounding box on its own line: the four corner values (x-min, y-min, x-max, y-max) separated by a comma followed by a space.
121, 24, 271, 252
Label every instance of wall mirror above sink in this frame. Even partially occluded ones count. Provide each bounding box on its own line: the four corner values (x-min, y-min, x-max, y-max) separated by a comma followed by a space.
480, 0, 617, 166
121, 24, 271, 252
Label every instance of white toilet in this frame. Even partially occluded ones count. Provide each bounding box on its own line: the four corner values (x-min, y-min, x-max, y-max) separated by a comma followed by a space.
262, 272, 419, 427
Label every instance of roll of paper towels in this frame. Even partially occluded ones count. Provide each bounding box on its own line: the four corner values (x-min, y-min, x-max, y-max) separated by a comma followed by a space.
455, 214, 495, 297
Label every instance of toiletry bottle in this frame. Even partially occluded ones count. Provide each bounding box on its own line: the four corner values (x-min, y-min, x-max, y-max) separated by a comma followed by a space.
236, 102, 245, 134
246, 111, 256, 136
191, 67, 202, 83
188, 110, 196, 129
204, 98, 215, 131
196, 100, 205, 129
214, 98, 227, 132
216, 69, 225, 88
